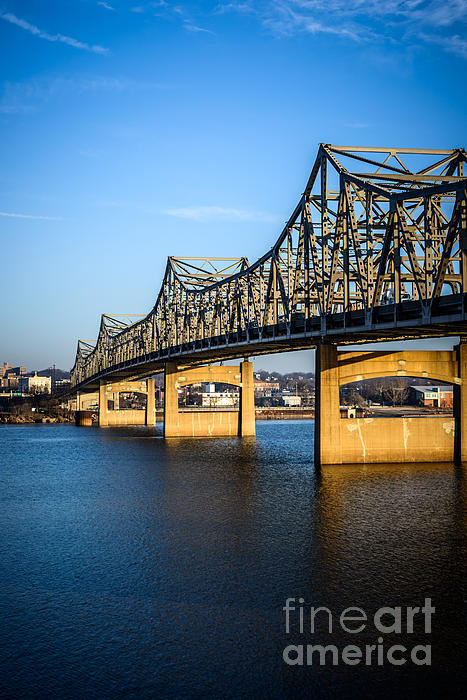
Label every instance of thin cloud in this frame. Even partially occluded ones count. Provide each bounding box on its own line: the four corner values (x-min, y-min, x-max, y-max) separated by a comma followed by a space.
237, 1, 467, 56
258, 2, 370, 41
0, 11, 108, 54
131, 1, 169, 12
130, 2, 214, 36
419, 32, 467, 59
263, 1, 467, 26
215, 2, 255, 15
0, 100, 34, 115
0, 211, 63, 220
183, 21, 215, 35
164, 206, 279, 223
98, 2, 115, 10
0, 76, 168, 115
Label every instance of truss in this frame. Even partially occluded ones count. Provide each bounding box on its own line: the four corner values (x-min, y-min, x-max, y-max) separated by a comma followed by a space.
71, 144, 467, 388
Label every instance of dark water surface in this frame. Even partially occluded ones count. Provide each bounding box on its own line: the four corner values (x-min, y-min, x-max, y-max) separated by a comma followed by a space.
0, 421, 466, 699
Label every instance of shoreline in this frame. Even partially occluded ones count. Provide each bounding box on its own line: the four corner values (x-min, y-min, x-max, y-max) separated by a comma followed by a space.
2, 406, 453, 425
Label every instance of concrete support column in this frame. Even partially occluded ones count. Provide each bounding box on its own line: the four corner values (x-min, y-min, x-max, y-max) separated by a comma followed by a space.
314, 343, 342, 465
240, 359, 255, 437
146, 377, 156, 427
76, 392, 81, 411
455, 342, 467, 464
113, 391, 119, 411
163, 362, 179, 437
75, 411, 92, 427
99, 381, 109, 427
163, 361, 254, 438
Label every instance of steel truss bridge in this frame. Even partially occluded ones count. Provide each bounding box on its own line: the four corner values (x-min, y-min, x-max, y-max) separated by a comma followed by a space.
71, 144, 467, 391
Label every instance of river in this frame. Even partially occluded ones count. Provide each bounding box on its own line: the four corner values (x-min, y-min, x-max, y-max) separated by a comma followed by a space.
0, 421, 465, 698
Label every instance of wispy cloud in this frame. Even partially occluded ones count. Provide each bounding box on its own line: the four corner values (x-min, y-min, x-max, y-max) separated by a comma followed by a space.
0, 11, 108, 54
0, 211, 63, 220
0, 76, 167, 115
164, 206, 279, 223
130, 2, 214, 34
183, 21, 215, 35
0, 95, 34, 115
260, 2, 367, 40
419, 32, 467, 60
217, 1, 467, 56
130, 1, 169, 12
256, 0, 467, 26
215, 3, 255, 15
98, 2, 115, 10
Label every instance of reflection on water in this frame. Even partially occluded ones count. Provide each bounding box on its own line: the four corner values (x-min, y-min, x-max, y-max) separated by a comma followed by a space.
0, 422, 465, 698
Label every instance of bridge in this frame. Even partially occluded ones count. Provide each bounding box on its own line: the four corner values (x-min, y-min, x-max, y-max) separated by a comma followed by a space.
70, 144, 467, 464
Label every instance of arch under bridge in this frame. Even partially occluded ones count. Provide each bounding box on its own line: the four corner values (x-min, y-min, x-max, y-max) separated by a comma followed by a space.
70, 144, 467, 464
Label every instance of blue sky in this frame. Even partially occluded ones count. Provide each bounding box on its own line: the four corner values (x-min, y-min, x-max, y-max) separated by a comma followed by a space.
0, 1, 466, 372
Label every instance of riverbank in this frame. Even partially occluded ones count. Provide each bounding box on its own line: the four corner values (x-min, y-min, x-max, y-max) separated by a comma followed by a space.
2, 406, 452, 425
0, 413, 73, 424
255, 407, 315, 419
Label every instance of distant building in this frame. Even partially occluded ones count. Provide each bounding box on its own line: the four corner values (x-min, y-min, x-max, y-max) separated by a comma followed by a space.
1, 375, 19, 390
200, 382, 239, 407
1, 363, 26, 378
54, 378, 71, 388
254, 379, 280, 396
410, 385, 453, 408
281, 395, 301, 407
1, 363, 28, 390
7, 366, 27, 377
1, 363, 12, 377
53, 378, 71, 395
201, 390, 239, 407
18, 372, 52, 395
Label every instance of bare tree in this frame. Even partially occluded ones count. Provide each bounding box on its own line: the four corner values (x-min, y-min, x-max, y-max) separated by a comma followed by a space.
349, 391, 366, 407
382, 378, 410, 406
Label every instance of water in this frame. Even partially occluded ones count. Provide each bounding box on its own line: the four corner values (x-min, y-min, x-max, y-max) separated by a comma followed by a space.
0, 421, 465, 699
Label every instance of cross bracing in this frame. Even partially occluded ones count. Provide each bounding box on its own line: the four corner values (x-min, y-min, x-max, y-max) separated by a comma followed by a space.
71, 144, 467, 390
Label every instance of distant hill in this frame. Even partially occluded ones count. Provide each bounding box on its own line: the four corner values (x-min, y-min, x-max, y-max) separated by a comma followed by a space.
36, 368, 70, 380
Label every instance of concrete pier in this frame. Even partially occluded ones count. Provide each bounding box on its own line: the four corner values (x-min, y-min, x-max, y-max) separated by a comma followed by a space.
98, 379, 156, 427
164, 360, 255, 438
315, 344, 463, 465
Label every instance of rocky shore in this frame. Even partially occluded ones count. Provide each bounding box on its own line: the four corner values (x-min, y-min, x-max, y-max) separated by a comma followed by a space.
255, 407, 315, 420
0, 414, 73, 424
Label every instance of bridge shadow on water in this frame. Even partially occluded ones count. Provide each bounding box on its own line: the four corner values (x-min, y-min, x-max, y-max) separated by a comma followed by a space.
0, 421, 465, 699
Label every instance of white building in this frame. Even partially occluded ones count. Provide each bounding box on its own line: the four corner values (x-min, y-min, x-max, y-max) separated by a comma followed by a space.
281, 395, 301, 407
18, 372, 52, 395
201, 382, 239, 407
